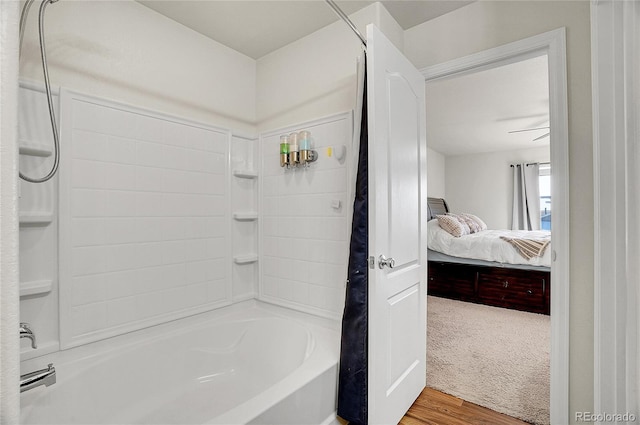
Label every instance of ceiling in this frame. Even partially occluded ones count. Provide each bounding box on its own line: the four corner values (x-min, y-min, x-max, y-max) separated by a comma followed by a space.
137, 1, 473, 59
426, 55, 550, 156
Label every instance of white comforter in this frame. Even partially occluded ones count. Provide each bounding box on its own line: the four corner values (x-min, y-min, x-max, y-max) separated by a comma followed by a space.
427, 219, 552, 267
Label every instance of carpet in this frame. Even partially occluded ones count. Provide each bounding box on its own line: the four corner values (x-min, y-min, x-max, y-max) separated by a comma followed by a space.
426, 295, 550, 425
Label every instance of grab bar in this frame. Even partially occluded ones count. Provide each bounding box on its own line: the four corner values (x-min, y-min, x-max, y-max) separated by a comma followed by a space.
20, 363, 56, 393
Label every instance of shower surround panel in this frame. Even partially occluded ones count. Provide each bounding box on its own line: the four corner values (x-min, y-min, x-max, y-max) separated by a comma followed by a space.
19, 83, 61, 358
58, 90, 232, 348
260, 112, 353, 319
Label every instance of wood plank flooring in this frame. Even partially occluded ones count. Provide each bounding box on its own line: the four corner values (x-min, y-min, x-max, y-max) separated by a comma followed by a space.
401, 387, 530, 425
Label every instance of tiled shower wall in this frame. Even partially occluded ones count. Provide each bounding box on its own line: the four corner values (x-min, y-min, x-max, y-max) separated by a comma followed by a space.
20, 85, 350, 354
19, 83, 60, 358
58, 90, 232, 348
260, 112, 353, 319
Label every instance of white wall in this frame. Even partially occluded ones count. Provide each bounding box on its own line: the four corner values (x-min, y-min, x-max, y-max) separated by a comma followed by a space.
20, 0, 410, 136
19, 0, 408, 136
16, 0, 260, 358
253, 3, 404, 317
427, 147, 445, 199
260, 113, 352, 319
405, 1, 593, 419
1, 2, 21, 422
444, 147, 550, 229
57, 93, 232, 349
19, 0, 256, 134
256, 3, 403, 131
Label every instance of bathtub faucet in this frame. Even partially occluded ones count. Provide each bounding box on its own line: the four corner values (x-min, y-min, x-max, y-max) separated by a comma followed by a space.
20, 363, 56, 393
19, 322, 37, 349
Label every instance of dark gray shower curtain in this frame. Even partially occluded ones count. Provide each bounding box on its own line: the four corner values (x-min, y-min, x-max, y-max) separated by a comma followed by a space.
337, 61, 368, 425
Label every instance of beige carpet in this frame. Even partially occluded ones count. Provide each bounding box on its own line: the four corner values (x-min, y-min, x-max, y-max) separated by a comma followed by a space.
427, 295, 550, 425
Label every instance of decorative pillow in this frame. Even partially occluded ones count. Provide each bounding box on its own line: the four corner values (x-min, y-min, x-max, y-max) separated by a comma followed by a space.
436, 214, 467, 237
445, 213, 471, 234
449, 213, 479, 233
460, 213, 488, 231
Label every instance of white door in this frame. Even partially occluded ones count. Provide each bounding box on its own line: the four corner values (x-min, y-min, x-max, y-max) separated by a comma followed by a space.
367, 24, 427, 424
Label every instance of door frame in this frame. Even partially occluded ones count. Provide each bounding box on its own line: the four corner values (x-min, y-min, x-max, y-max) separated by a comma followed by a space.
591, 0, 640, 417
419, 28, 570, 424
0, 1, 21, 423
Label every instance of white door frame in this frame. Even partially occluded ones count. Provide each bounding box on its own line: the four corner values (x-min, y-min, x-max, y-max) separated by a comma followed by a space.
419, 28, 570, 424
0, 1, 21, 423
592, 0, 640, 420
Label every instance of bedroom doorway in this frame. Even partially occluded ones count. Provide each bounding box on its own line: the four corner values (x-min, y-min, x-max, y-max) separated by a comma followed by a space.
420, 29, 569, 424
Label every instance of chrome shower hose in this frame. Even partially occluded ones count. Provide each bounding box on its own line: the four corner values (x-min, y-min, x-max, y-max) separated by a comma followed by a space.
19, 0, 60, 184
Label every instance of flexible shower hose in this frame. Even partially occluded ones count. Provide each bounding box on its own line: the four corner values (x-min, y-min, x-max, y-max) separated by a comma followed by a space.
18, 0, 60, 184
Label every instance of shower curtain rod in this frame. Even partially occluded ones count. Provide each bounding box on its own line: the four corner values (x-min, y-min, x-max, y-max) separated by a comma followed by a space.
325, 0, 367, 47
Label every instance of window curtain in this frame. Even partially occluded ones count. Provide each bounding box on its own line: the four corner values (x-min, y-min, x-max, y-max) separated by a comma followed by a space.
511, 163, 541, 230
337, 56, 368, 425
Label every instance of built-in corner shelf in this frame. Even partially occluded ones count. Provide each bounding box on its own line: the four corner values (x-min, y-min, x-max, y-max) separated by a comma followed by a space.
20, 279, 53, 297
234, 255, 258, 265
19, 212, 54, 226
233, 169, 258, 179
233, 212, 258, 221
19, 141, 53, 157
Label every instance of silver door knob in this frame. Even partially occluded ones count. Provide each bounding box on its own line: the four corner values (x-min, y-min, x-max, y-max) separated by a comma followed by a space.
378, 255, 395, 269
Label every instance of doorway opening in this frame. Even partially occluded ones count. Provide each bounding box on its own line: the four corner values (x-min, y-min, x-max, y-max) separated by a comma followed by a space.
420, 28, 570, 425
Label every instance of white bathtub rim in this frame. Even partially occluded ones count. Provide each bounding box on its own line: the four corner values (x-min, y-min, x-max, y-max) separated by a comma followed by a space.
21, 299, 337, 372
208, 326, 338, 425
20, 300, 340, 424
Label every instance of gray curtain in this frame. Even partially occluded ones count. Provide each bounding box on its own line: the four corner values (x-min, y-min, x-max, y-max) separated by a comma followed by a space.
511, 163, 541, 230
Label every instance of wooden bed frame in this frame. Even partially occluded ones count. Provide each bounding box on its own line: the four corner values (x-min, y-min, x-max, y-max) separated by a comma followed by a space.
427, 197, 550, 315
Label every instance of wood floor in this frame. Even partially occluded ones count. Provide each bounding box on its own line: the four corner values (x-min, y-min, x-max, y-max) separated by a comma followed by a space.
401, 387, 530, 425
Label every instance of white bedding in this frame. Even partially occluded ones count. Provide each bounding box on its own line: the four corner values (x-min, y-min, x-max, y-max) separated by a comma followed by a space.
427, 219, 552, 267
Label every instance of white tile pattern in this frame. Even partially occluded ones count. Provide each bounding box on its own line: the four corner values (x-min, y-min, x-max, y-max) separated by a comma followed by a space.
59, 91, 231, 348
260, 112, 352, 319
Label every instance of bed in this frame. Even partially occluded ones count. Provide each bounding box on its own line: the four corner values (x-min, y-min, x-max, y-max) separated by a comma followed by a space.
426, 197, 551, 315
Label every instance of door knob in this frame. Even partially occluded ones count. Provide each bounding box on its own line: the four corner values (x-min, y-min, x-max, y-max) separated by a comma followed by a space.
378, 255, 396, 269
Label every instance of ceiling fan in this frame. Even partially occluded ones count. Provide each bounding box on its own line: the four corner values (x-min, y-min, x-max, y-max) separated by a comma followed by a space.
508, 126, 550, 141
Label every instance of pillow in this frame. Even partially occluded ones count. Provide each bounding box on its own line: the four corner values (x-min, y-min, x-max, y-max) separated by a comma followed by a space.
436, 214, 467, 237
454, 214, 482, 234
460, 213, 487, 231
446, 213, 475, 233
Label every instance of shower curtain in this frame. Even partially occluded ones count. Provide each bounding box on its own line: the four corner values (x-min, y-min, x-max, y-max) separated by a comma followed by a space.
337, 58, 368, 425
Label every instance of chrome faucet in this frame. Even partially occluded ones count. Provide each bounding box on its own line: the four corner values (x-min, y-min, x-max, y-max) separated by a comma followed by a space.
20, 322, 37, 349
18, 323, 57, 392
20, 363, 56, 392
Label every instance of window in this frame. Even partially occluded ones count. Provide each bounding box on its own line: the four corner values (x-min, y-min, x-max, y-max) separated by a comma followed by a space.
539, 164, 551, 230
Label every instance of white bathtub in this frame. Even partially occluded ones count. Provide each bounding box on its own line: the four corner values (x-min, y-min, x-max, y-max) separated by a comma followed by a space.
20, 301, 340, 425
